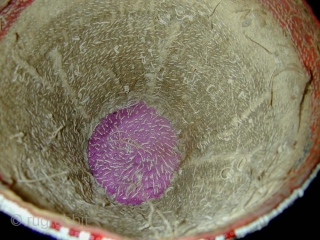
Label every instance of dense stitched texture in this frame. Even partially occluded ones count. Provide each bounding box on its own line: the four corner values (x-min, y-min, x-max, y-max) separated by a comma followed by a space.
0, 0, 315, 239
88, 100, 180, 205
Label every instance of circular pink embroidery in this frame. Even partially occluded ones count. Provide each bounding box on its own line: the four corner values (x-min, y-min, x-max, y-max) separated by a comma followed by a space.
87, 101, 180, 204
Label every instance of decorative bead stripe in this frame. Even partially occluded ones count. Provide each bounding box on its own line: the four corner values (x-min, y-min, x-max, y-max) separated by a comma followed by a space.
261, 0, 320, 130
0, 1, 320, 240
0, 0, 35, 40
234, 163, 320, 238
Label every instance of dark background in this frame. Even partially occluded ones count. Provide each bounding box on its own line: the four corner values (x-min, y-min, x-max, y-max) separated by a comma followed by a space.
0, 1, 319, 239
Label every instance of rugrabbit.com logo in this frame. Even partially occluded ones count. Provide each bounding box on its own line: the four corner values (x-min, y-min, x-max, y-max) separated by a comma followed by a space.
10, 214, 52, 228
0, 197, 89, 229
0, 188, 91, 230
9, 214, 89, 229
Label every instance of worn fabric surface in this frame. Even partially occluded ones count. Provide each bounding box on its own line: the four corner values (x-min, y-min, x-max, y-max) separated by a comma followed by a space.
0, 0, 312, 239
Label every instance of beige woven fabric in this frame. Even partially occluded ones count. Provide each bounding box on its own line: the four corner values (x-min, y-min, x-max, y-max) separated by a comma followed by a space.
0, 0, 312, 239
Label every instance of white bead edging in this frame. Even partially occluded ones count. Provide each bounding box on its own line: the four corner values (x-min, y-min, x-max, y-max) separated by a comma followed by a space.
1, 163, 319, 240
215, 235, 225, 240
235, 163, 320, 239
0, 194, 77, 240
